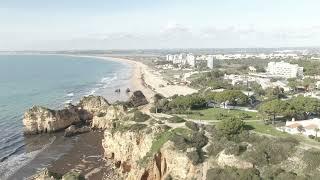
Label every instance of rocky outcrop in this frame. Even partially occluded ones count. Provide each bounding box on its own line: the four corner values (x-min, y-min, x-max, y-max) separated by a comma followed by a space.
23, 105, 81, 135
217, 150, 253, 169
102, 124, 166, 179
28, 168, 84, 180
128, 91, 148, 107
102, 124, 205, 180
64, 125, 91, 137
78, 95, 110, 115
28, 168, 58, 180
92, 104, 127, 129
141, 142, 205, 180
23, 95, 113, 135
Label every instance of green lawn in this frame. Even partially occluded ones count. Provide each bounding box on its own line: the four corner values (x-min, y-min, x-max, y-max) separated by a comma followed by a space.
246, 121, 320, 148
245, 121, 290, 138
186, 108, 261, 121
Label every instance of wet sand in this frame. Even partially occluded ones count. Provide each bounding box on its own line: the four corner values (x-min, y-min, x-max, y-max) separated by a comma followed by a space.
47, 131, 114, 180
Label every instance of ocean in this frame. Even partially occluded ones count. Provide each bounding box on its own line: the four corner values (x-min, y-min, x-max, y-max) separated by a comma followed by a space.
0, 54, 133, 179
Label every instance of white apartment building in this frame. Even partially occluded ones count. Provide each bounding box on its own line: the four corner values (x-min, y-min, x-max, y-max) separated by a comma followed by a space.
166, 54, 174, 61
207, 56, 214, 69
186, 54, 195, 67
266, 61, 304, 78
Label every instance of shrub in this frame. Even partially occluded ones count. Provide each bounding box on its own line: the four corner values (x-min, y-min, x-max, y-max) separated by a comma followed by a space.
308, 135, 315, 139
203, 124, 215, 133
62, 171, 85, 180
129, 124, 148, 132
303, 149, 320, 171
132, 111, 150, 122
189, 131, 208, 149
207, 140, 226, 157
185, 121, 199, 131
216, 113, 230, 120
167, 116, 186, 123
171, 134, 190, 151
187, 150, 202, 165
206, 167, 261, 180
243, 137, 298, 166
224, 142, 247, 156
217, 118, 245, 140
263, 167, 304, 180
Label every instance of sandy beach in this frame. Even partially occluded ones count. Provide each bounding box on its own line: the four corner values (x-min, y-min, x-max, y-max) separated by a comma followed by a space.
65, 54, 197, 100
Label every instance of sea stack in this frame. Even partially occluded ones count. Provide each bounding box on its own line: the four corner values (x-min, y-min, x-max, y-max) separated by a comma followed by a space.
128, 90, 148, 107
23, 95, 111, 135
23, 105, 81, 135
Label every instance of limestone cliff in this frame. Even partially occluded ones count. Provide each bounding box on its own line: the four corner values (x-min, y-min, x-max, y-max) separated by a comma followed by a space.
102, 123, 206, 180
23, 105, 80, 134
91, 104, 127, 129
78, 95, 110, 114
23, 95, 112, 135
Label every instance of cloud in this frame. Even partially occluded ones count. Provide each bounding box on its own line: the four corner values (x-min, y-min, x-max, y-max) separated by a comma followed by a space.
2, 24, 320, 50
161, 23, 190, 34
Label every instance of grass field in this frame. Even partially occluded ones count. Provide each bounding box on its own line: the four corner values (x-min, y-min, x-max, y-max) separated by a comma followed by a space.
187, 108, 261, 121
245, 121, 290, 138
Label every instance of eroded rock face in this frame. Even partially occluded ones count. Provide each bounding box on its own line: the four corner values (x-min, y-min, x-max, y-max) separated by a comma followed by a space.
91, 104, 127, 129
139, 142, 205, 180
23, 105, 80, 135
23, 95, 113, 135
128, 91, 148, 107
217, 150, 253, 169
64, 125, 91, 137
78, 95, 110, 115
28, 168, 58, 180
102, 124, 204, 180
102, 124, 169, 179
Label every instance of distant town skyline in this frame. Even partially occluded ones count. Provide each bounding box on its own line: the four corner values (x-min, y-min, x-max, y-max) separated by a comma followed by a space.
1, 0, 320, 50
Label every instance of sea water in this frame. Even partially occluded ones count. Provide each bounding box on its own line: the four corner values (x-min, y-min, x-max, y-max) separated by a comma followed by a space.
0, 54, 133, 179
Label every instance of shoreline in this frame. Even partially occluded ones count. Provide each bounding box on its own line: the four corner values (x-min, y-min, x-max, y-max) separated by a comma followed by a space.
62, 54, 156, 101
61, 54, 197, 99
4, 53, 197, 179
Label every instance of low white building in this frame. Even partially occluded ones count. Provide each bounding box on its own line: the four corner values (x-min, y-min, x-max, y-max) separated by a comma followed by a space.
248, 66, 257, 73
279, 118, 320, 136
266, 61, 304, 78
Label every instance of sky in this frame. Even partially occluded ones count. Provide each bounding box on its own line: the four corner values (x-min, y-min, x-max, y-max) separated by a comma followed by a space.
1, 0, 320, 50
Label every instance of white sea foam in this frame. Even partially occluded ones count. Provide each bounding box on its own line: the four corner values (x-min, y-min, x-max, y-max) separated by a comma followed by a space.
85, 74, 119, 96
64, 99, 73, 104
0, 136, 56, 180
85, 88, 99, 96
66, 93, 74, 97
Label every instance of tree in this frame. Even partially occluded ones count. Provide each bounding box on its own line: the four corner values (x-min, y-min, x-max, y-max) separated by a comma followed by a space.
285, 96, 320, 120
217, 117, 245, 139
287, 78, 299, 92
214, 90, 249, 106
250, 82, 265, 97
303, 78, 316, 91
258, 99, 287, 124
265, 86, 286, 100
168, 94, 206, 110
